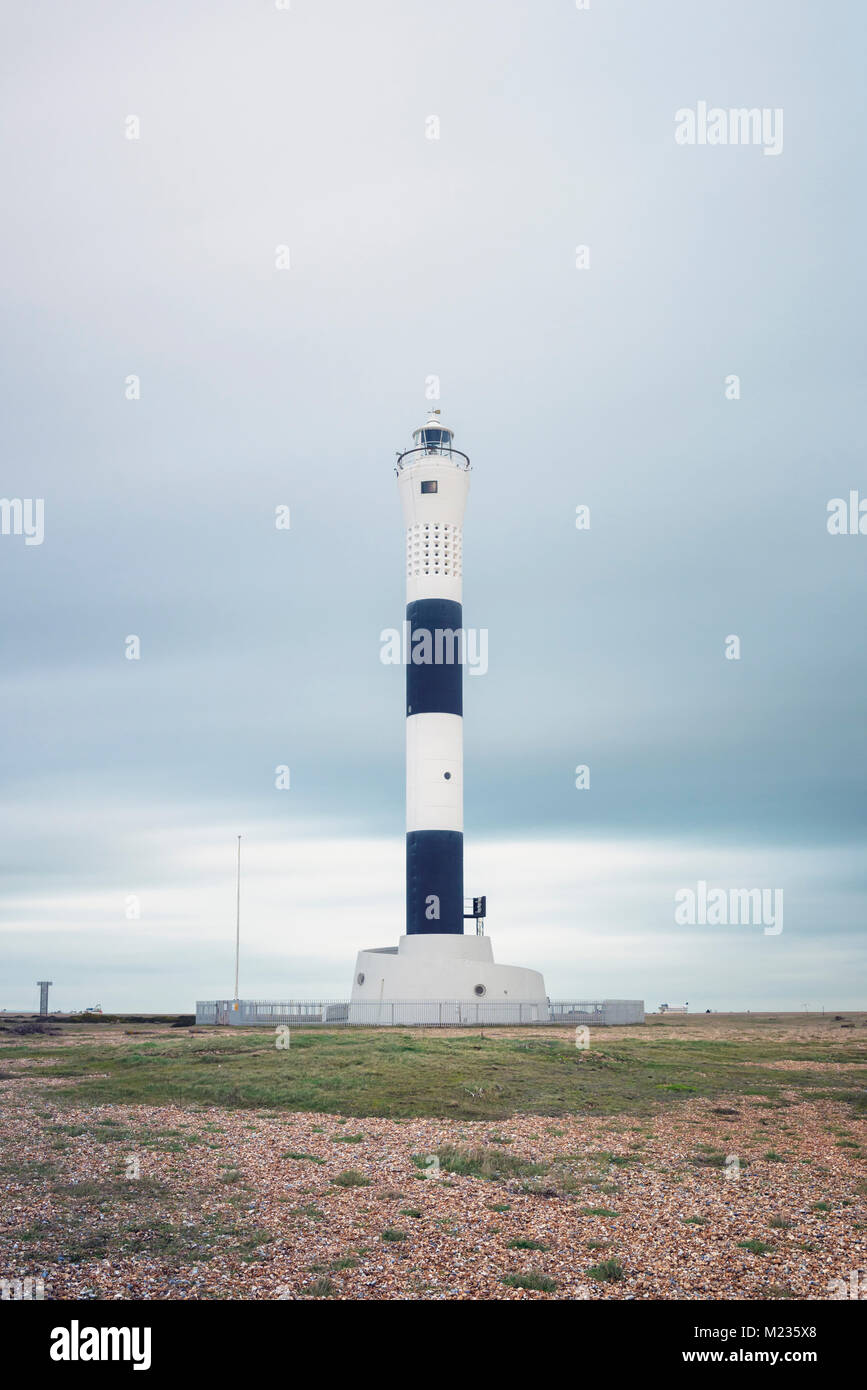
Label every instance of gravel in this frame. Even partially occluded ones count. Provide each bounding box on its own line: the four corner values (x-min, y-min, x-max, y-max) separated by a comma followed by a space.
0, 1073, 864, 1300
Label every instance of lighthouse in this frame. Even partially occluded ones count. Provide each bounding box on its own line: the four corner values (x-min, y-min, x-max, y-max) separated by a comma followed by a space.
348, 411, 548, 1023
400, 411, 468, 936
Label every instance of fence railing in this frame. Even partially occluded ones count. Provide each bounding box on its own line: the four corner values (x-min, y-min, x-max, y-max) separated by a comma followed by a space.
195, 999, 645, 1028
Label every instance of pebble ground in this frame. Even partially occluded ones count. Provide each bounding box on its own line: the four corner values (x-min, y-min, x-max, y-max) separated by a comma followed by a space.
1, 1055, 864, 1300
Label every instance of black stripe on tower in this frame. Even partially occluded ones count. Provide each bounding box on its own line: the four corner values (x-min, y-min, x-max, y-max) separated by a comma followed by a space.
406, 830, 464, 935
405, 598, 462, 716
406, 596, 464, 936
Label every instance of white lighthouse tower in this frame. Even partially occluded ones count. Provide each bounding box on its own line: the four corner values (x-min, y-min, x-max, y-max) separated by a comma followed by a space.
348, 412, 548, 1023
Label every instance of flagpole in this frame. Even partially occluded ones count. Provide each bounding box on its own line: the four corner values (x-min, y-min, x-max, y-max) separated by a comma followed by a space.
234, 834, 241, 1004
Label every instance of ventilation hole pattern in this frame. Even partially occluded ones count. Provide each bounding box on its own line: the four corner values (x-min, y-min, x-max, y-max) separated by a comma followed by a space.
406, 522, 463, 579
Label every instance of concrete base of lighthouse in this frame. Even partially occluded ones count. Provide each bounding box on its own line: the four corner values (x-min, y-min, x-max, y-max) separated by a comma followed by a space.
348, 934, 548, 1025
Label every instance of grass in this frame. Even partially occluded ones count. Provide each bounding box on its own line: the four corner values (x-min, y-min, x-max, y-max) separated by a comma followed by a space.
6, 1184, 272, 1268
587, 1258, 625, 1283
52, 1177, 167, 1201
0, 1160, 56, 1180
4, 1020, 865, 1120
414, 1145, 547, 1182
304, 1277, 335, 1298
17, 1011, 863, 1299
502, 1271, 556, 1292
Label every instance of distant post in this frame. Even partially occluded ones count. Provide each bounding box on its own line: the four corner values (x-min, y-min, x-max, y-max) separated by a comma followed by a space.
36, 981, 52, 1016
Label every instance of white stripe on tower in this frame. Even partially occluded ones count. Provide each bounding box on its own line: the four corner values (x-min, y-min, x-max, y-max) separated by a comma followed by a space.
397, 414, 470, 935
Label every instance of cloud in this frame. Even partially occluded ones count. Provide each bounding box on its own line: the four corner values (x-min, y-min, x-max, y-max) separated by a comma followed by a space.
2, 808, 863, 1011
1, 1, 864, 1011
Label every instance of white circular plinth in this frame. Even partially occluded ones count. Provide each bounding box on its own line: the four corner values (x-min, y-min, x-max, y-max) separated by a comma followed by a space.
347, 933, 548, 1023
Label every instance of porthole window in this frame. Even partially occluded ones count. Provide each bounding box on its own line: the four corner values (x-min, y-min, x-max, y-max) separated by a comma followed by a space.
474, 984, 486, 997
443, 771, 451, 780
356, 973, 365, 985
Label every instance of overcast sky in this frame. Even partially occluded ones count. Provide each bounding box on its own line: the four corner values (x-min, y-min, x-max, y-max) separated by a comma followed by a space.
1, 0, 864, 1012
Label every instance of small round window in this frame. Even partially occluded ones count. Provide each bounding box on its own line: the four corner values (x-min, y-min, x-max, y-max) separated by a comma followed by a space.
474, 984, 486, 997
356, 973, 365, 986
443, 771, 451, 780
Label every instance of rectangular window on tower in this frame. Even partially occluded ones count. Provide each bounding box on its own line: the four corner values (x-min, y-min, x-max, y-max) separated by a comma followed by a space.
420, 480, 438, 494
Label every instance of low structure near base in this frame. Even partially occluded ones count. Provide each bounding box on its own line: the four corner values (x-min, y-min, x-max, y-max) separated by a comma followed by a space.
195, 996, 645, 1027
349, 933, 547, 1024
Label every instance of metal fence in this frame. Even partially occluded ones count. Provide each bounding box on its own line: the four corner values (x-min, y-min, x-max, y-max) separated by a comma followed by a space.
195, 999, 645, 1028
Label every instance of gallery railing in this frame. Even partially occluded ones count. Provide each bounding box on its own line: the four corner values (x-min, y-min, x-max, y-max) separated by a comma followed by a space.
195, 999, 645, 1027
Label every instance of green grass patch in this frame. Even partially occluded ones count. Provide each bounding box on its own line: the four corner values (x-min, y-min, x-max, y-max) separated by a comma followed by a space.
502, 1271, 556, 1292
419, 1145, 547, 1182
587, 1258, 625, 1282
304, 1277, 335, 1297
4, 1019, 866, 1122
691, 1151, 728, 1168
286, 1204, 325, 1221
331, 1170, 370, 1188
